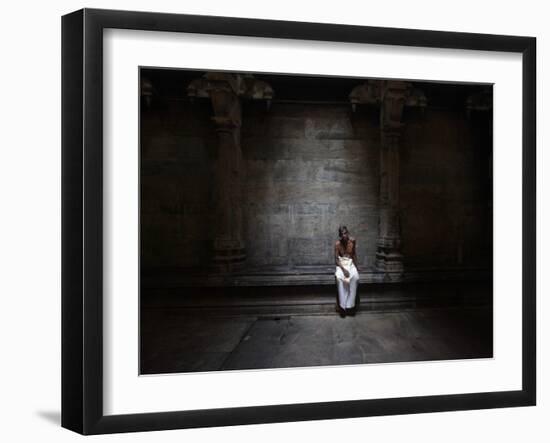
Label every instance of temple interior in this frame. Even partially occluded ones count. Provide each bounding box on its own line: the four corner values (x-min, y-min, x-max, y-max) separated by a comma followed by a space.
139, 68, 493, 374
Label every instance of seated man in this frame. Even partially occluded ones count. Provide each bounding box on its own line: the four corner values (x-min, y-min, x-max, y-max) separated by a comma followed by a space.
334, 225, 360, 317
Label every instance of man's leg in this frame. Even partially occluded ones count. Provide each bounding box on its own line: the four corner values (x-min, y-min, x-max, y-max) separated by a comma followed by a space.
336, 278, 348, 310
346, 274, 359, 309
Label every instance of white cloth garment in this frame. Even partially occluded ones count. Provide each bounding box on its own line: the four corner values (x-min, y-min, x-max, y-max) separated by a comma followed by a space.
335, 255, 359, 309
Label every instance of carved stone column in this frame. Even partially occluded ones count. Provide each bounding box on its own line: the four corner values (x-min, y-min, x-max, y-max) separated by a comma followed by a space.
208, 74, 246, 271
375, 81, 410, 272
188, 73, 273, 272
349, 80, 426, 275
140, 76, 153, 108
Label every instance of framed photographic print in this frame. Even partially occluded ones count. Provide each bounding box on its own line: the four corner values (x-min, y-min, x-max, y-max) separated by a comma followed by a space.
61, 8, 536, 435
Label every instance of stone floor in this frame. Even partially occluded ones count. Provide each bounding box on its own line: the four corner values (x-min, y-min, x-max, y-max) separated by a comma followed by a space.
140, 304, 493, 374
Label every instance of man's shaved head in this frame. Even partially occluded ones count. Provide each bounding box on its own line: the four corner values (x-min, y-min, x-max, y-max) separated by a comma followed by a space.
338, 225, 349, 240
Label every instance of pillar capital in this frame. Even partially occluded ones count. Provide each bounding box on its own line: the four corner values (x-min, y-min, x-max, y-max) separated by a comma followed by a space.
349, 80, 382, 111
380, 80, 427, 129
188, 73, 274, 130
188, 72, 274, 101
466, 88, 492, 118
349, 79, 426, 118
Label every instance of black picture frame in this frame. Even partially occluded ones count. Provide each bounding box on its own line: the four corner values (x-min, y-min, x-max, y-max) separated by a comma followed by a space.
61, 8, 536, 435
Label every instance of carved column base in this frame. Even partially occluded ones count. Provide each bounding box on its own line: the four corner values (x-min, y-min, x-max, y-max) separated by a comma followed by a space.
375, 237, 404, 272
210, 238, 247, 273
375, 249, 404, 272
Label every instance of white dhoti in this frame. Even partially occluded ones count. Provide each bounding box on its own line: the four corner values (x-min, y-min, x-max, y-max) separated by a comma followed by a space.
335, 256, 359, 309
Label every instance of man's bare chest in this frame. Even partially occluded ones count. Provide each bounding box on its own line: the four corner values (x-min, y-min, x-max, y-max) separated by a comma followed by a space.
337, 241, 354, 256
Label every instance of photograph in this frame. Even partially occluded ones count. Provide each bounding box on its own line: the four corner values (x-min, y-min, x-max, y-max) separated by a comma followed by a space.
139, 68, 494, 375
0, 0, 544, 439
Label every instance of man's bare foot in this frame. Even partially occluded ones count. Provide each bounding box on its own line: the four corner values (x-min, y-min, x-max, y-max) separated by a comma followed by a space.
346, 307, 356, 316
335, 304, 346, 318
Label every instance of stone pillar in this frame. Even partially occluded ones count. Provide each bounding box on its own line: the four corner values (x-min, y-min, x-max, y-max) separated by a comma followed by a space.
376, 126, 405, 272
208, 75, 246, 271
349, 80, 426, 276
375, 81, 410, 272
140, 76, 153, 108
188, 73, 273, 272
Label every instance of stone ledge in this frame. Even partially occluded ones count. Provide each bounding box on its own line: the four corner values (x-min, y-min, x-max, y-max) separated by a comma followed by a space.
141, 281, 492, 315
142, 265, 491, 289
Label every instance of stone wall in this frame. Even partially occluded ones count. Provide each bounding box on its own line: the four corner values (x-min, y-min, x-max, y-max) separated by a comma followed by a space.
141, 95, 492, 276
141, 100, 216, 268
241, 102, 379, 270
400, 108, 492, 269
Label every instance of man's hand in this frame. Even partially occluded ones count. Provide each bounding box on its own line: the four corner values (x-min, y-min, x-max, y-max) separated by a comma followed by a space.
343, 269, 350, 278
